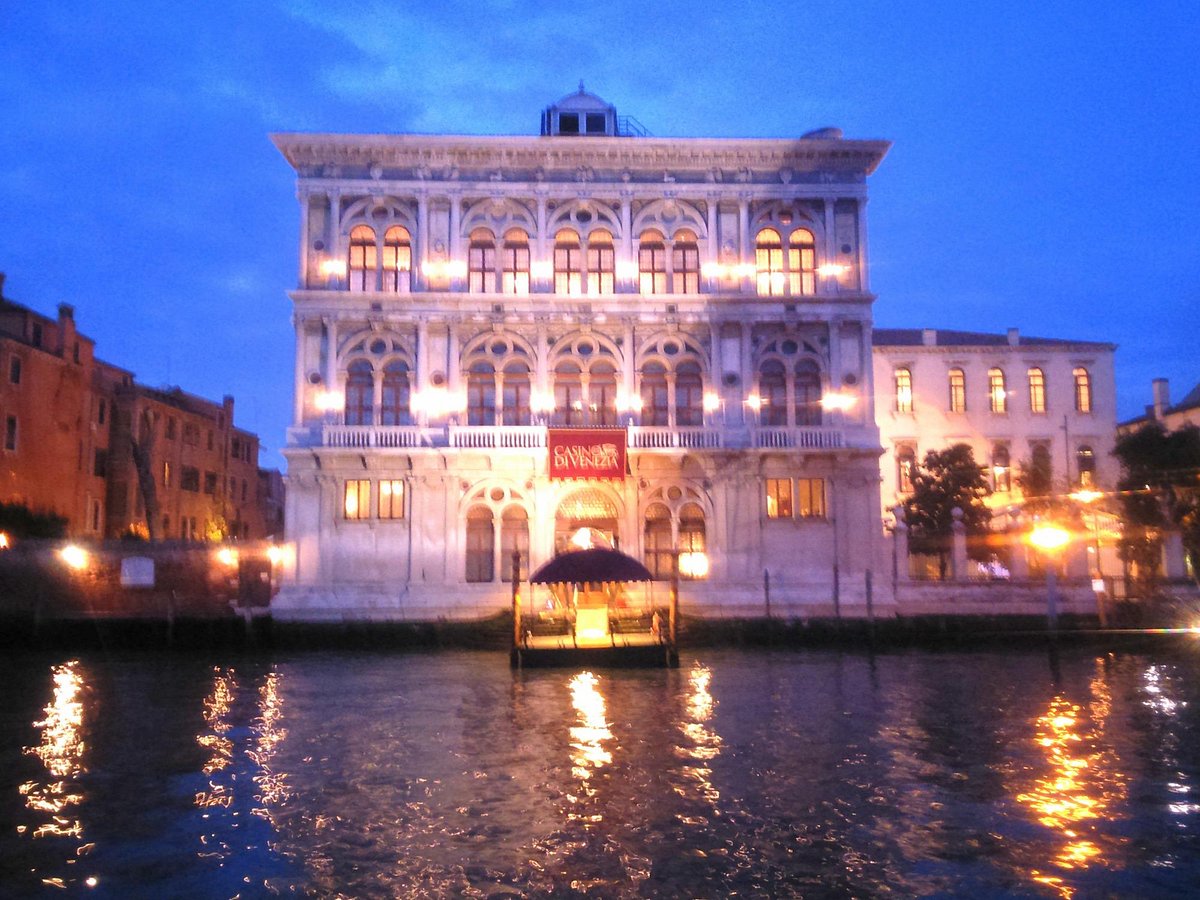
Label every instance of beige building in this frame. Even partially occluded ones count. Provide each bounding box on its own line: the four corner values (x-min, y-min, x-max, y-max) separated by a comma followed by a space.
1117, 378, 1200, 435
273, 88, 894, 620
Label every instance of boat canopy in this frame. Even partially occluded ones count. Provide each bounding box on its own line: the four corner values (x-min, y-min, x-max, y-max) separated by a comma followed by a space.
530, 548, 654, 585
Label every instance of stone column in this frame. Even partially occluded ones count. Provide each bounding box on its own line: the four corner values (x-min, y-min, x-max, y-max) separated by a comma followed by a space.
416, 193, 429, 290
892, 505, 910, 582
822, 198, 836, 296
950, 507, 969, 581
323, 316, 339, 403
737, 195, 751, 293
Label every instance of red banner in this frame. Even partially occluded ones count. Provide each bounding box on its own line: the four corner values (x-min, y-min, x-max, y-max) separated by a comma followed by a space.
548, 429, 627, 480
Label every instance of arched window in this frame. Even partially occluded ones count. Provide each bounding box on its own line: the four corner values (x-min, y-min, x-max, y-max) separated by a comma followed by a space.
992, 444, 1012, 492
1074, 367, 1092, 412
499, 506, 529, 582
553, 229, 582, 294
1028, 367, 1046, 414
948, 368, 966, 412
760, 359, 788, 426
589, 361, 619, 426
755, 228, 785, 296
675, 361, 704, 427
644, 503, 673, 580
587, 229, 615, 294
894, 367, 913, 413
1076, 445, 1096, 486
344, 360, 373, 426
382, 226, 412, 292
640, 362, 669, 426
794, 359, 822, 426
380, 360, 412, 426
988, 368, 1007, 413
501, 362, 531, 426
553, 361, 583, 426
638, 229, 667, 294
678, 503, 707, 581
672, 229, 700, 294
467, 361, 496, 426
348, 225, 376, 292
502, 229, 530, 294
788, 228, 816, 295
468, 228, 496, 293
465, 507, 494, 583
1031, 442, 1053, 481
897, 444, 916, 494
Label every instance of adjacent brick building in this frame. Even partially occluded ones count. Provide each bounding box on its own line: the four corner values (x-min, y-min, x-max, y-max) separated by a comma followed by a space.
0, 274, 281, 540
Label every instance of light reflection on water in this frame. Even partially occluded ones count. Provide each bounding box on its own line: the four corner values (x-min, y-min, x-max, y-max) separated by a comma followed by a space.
4, 649, 1200, 897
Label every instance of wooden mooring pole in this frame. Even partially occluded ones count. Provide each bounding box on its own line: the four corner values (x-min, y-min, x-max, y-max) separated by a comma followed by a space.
510, 551, 522, 668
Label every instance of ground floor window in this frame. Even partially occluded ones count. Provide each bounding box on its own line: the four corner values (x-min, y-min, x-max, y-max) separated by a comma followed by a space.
378, 479, 404, 519
678, 504, 707, 580
465, 507, 494, 582
344, 479, 370, 520
796, 478, 826, 518
500, 506, 529, 582
644, 503, 673, 580
765, 478, 792, 518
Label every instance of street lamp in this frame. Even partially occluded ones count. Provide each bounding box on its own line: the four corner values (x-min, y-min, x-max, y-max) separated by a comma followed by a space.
1028, 523, 1071, 631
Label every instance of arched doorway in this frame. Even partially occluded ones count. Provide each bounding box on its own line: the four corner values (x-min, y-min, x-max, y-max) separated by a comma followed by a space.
555, 488, 619, 554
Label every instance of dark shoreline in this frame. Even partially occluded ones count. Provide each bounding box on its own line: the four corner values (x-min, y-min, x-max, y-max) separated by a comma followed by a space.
1, 611, 1195, 655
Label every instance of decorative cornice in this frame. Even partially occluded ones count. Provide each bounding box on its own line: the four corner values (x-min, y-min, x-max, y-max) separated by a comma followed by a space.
272, 133, 890, 178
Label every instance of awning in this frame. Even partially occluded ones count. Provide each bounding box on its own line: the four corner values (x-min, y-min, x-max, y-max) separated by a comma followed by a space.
530, 548, 654, 585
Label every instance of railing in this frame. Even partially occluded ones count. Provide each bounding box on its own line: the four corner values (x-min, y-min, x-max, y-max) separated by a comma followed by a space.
627, 426, 723, 449
752, 427, 845, 450
322, 424, 433, 448
448, 425, 547, 449
318, 423, 848, 452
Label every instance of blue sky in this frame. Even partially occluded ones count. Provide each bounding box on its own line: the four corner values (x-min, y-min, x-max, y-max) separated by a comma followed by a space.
2, 1, 1197, 468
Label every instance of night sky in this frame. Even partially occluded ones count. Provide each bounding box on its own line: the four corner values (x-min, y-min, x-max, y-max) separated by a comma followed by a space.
2, 1, 1197, 469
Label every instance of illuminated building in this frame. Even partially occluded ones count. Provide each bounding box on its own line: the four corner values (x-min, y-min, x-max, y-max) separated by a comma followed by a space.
0, 272, 279, 542
872, 328, 1117, 518
272, 87, 893, 619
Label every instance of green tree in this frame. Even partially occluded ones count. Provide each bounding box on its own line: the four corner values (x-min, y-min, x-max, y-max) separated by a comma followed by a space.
1113, 423, 1200, 595
903, 444, 993, 578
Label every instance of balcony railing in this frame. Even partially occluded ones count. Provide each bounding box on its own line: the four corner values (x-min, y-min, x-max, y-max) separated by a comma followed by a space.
317, 423, 848, 452
627, 426, 724, 449
322, 424, 434, 448
448, 425, 547, 449
753, 427, 845, 449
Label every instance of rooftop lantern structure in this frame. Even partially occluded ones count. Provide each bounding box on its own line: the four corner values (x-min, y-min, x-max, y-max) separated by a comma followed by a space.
540, 82, 647, 137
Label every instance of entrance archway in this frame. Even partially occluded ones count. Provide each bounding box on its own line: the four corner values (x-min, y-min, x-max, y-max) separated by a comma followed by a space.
555, 488, 619, 554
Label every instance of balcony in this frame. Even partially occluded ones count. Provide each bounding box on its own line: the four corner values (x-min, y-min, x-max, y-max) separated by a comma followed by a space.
315, 422, 850, 452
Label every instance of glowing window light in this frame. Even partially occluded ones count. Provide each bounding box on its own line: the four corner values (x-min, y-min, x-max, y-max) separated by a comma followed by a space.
59, 545, 88, 570
530, 260, 554, 280
816, 263, 849, 277
616, 259, 639, 280
700, 262, 725, 278
679, 551, 710, 579
1028, 524, 1071, 553
819, 391, 856, 411
0, 532, 9, 550
314, 390, 344, 413
319, 259, 347, 278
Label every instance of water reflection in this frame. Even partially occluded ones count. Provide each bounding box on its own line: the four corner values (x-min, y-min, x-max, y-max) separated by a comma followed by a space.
1018, 660, 1127, 898
249, 670, 288, 817
568, 671, 612, 787
18, 660, 95, 890
195, 667, 237, 810
678, 663, 722, 813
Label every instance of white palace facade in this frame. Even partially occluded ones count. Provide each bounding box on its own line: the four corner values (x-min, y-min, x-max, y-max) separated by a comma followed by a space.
272, 89, 893, 620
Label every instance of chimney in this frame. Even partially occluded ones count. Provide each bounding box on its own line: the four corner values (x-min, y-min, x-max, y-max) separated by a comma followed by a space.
1006, 327, 1019, 347
57, 303, 77, 357
1152, 378, 1170, 419
921, 328, 937, 347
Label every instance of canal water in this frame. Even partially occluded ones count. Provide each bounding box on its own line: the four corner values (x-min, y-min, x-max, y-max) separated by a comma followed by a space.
3, 647, 1200, 898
